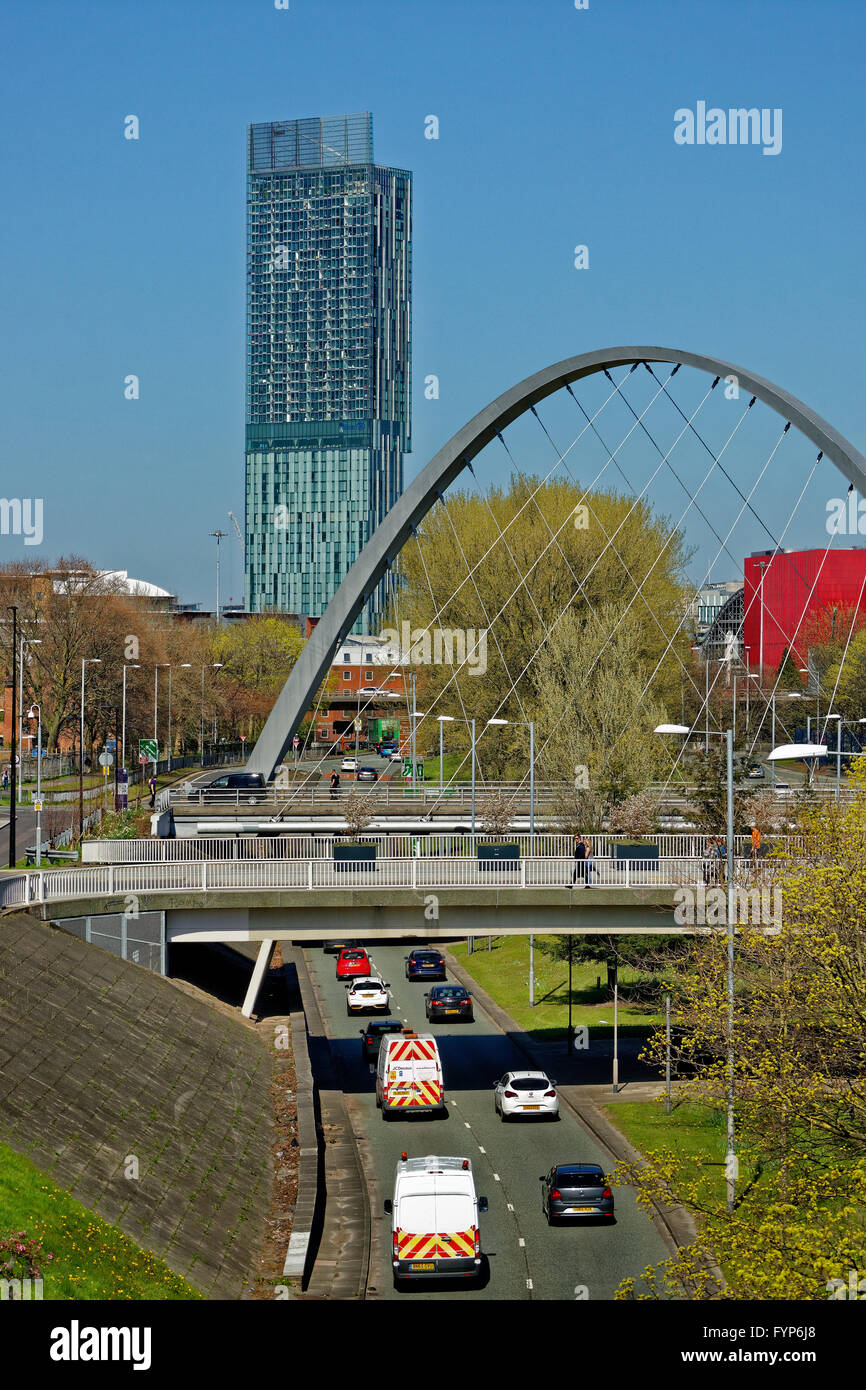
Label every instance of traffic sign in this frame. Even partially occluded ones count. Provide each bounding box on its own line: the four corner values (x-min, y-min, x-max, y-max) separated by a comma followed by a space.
33, 799, 42, 812
98, 751, 114, 767
292, 735, 300, 749
139, 739, 158, 762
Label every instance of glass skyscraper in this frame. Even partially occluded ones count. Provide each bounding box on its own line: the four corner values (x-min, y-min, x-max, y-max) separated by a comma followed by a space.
245, 113, 411, 627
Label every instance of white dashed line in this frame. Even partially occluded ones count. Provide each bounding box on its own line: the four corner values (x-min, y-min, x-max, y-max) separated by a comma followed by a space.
526, 1279, 533, 1290
493, 1174, 500, 1181
464, 1122, 471, 1129
478, 1146, 486, 1154
507, 1203, 514, 1212
518, 1238, 525, 1248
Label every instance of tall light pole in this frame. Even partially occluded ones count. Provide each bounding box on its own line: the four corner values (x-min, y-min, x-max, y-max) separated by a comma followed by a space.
18, 635, 41, 803
121, 664, 139, 770
488, 716, 536, 1004
210, 530, 227, 623
8, 605, 17, 866
825, 713, 842, 798
437, 715, 454, 796
200, 664, 223, 763
757, 559, 767, 682
80, 657, 102, 841
154, 663, 169, 771
471, 717, 476, 841
27, 703, 41, 867
656, 722, 737, 1211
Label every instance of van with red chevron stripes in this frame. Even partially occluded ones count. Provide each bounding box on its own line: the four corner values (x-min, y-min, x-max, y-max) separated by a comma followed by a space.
384, 1154, 488, 1284
375, 1031, 445, 1120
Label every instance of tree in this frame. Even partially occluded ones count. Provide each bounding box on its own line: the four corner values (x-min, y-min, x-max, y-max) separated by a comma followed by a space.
618, 761, 866, 1298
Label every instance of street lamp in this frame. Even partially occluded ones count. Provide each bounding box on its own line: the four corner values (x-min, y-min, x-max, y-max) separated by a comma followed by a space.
121, 664, 140, 770
153, 664, 170, 772
168, 664, 193, 771
80, 658, 102, 840
17, 635, 41, 803
488, 716, 537, 1006
26, 703, 41, 866
436, 715, 454, 796
201, 664, 223, 763
656, 721, 737, 1212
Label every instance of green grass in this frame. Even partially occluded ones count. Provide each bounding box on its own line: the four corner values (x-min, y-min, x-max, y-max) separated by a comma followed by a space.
452, 934, 665, 1038
602, 1100, 730, 1205
0, 1143, 202, 1300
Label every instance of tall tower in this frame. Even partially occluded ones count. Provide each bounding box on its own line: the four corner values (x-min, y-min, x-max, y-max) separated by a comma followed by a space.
244, 113, 411, 629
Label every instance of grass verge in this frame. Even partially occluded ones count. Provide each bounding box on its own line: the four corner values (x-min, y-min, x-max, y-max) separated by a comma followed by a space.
0, 1143, 202, 1300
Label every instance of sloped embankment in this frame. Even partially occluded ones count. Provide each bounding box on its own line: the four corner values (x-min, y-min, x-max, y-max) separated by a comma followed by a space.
0, 913, 273, 1298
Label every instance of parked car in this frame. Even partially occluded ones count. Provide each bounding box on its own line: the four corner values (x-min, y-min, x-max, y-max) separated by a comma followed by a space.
540, 1163, 614, 1222
357, 766, 379, 782
345, 976, 391, 1014
191, 772, 266, 804
341, 757, 358, 773
385, 1154, 487, 1284
493, 1070, 559, 1122
360, 1019, 405, 1062
406, 949, 447, 981
424, 983, 474, 1023
336, 947, 372, 979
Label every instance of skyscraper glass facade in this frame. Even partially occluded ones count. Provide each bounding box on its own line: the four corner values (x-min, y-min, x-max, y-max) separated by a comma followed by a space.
245, 113, 411, 627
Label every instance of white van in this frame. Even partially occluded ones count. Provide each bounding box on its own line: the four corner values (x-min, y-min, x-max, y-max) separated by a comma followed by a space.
375, 1031, 444, 1119
384, 1154, 488, 1283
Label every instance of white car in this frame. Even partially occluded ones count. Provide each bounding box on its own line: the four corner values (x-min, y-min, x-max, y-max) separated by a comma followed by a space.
390, 750, 403, 762
345, 976, 391, 1014
493, 1070, 560, 1122
341, 756, 358, 772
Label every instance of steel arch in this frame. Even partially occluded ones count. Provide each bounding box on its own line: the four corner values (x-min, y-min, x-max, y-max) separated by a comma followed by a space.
245, 345, 866, 779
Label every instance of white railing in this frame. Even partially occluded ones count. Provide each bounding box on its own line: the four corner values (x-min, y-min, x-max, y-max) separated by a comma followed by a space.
80, 832, 798, 864
0, 855, 769, 907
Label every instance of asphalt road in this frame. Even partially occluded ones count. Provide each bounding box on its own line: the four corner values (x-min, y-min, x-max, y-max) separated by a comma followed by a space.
307, 941, 671, 1300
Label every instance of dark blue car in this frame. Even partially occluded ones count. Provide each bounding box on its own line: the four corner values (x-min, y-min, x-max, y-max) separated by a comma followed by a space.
405, 949, 447, 981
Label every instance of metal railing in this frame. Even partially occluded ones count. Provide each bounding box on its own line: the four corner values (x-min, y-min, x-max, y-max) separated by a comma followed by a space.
0, 855, 769, 908
80, 831, 798, 864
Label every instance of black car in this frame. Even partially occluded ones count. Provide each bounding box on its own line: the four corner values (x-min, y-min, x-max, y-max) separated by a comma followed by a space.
360, 1019, 405, 1062
323, 939, 360, 955
540, 1164, 614, 1223
424, 983, 474, 1023
192, 772, 267, 804
405, 949, 447, 981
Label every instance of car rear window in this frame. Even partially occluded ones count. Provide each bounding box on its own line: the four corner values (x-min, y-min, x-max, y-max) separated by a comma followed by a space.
511, 1076, 550, 1091
432, 986, 465, 998
556, 1167, 603, 1182
414, 953, 442, 963
343, 951, 366, 960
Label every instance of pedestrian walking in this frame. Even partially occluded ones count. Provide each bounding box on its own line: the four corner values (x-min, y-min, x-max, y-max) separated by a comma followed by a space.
329, 769, 340, 800
584, 839, 595, 887
702, 836, 716, 886
571, 834, 586, 885
148, 774, 157, 809
1, 768, 8, 793
751, 823, 762, 867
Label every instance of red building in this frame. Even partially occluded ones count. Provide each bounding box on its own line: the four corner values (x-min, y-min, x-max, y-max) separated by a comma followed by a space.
743, 547, 866, 677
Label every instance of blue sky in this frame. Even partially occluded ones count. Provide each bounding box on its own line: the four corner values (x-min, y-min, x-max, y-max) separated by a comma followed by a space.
1, 0, 863, 607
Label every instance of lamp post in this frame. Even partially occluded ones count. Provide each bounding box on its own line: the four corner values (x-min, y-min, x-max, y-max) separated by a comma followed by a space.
471, 717, 476, 841
80, 658, 102, 840
487, 716, 536, 1005
154, 664, 169, 773
27, 703, 41, 866
436, 715, 454, 795
7, 605, 17, 866
121, 664, 139, 770
656, 721, 736, 1211
824, 713, 842, 798
200, 664, 223, 764
18, 635, 41, 803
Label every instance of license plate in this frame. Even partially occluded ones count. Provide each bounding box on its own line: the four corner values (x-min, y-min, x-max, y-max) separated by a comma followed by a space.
566, 1206, 594, 1213
410, 1262, 435, 1271
445, 1008, 460, 1014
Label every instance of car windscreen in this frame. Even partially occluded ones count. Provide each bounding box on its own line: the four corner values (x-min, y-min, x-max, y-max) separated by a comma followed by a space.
511, 1076, 549, 1091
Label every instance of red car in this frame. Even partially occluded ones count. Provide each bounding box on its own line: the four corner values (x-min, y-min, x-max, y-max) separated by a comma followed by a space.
336, 947, 371, 980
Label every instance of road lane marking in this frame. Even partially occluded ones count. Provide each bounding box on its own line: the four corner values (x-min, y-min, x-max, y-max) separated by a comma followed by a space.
507, 1203, 514, 1211
518, 1238, 525, 1247
464, 1122, 471, 1128
526, 1279, 533, 1290
478, 1146, 485, 1153
493, 1174, 500, 1181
